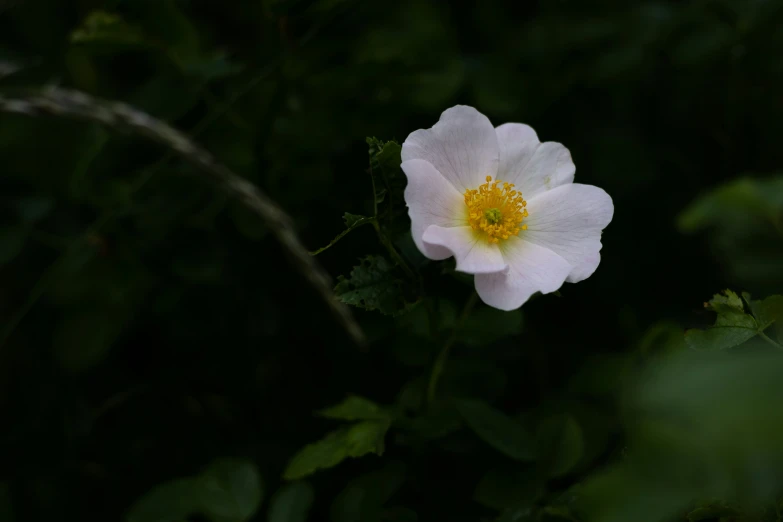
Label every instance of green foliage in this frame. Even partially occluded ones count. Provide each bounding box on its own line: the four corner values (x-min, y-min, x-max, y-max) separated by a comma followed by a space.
4, 1, 783, 521
317, 395, 392, 421
329, 462, 407, 522
126, 458, 263, 522
283, 420, 392, 480
367, 137, 408, 235
70, 11, 149, 49
284, 397, 392, 480
457, 399, 537, 462
334, 255, 416, 316
266, 481, 314, 522
535, 414, 584, 478
678, 176, 783, 289
678, 177, 783, 234
685, 290, 783, 350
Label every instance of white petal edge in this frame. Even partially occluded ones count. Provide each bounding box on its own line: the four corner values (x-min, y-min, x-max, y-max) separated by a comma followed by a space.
524, 183, 614, 283
474, 238, 573, 311
402, 105, 499, 194
495, 123, 575, 200
423, 225, 507, 275
401, 159, 467, 260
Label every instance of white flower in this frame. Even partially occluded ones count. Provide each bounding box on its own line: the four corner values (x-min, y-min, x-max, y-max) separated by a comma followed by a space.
401, 105, 614, 310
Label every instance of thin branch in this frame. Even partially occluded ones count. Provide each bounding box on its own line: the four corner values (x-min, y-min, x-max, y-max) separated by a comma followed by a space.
0, 86, 364, 345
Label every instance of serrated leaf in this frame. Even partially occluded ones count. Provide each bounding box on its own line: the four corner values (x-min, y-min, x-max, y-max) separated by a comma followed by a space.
366, 138, 406, 235
536, 414, 585, 477
334, 256, 414, 316
343, 212, 370, 228
283, 420, 391, 480
685, 290, 759, 350
456, 400, 536, 462
266, 481, 314, 522
366, 137, 402, 172
317, 395, 391, 421
198, 458, 264, 522
751, 294, 783, 344
750, 295, 783, 330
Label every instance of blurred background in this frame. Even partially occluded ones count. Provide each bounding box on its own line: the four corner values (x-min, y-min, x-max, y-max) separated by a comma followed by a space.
1, 1, 783, 521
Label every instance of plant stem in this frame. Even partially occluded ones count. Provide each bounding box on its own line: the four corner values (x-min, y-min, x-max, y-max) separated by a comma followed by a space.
0, 86, 365, 346
426, 291, 479, 405
759, 331, 783, 350
373, 221, 416, 281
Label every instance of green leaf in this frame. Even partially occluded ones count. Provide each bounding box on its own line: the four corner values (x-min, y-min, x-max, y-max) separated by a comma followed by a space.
329, 462, 406, 522
343, 212, 370, 228
70, 11, 149, 50
126, 478, 203, 522
685, 290, 759, 350
536, 414, 585, 477
366, 137, 402, 173
456, 399, 536, 462
366, 138, 407, 234
266, 482, 314, 522
126, 459, 263, 522
749, 294, 783, 333
677, 177, 783, 233
198, 458, 264, 522
334, 256, 414, 316
317, 395, 391, 421
283, 420, 391, 480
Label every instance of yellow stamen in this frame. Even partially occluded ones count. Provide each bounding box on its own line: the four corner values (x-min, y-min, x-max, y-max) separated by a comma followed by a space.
464, 176, 528, 243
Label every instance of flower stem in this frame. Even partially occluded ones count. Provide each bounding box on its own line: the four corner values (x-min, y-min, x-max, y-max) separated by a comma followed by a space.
426, 291, 479, 405
759, 331, 783, 350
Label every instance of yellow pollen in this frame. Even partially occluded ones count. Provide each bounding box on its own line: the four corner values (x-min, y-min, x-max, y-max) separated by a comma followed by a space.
464, 176, 528, 243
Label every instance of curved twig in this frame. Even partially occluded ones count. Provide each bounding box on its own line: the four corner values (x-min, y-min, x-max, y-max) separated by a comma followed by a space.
0, 86, 364, 345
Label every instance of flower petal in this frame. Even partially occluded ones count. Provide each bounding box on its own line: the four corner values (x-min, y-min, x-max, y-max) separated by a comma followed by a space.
524, 183, 614, 283
423, 225, 506, 274
495, 123, 574, 200
474, 238, 572, 311
402, 159, 466, 260
402, 105, 499, 193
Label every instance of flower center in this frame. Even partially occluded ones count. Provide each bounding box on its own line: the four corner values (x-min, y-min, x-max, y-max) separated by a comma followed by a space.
464, 176, 528, 243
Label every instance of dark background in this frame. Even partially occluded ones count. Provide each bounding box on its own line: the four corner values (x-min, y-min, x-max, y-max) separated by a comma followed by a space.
2, 1, 783, 521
